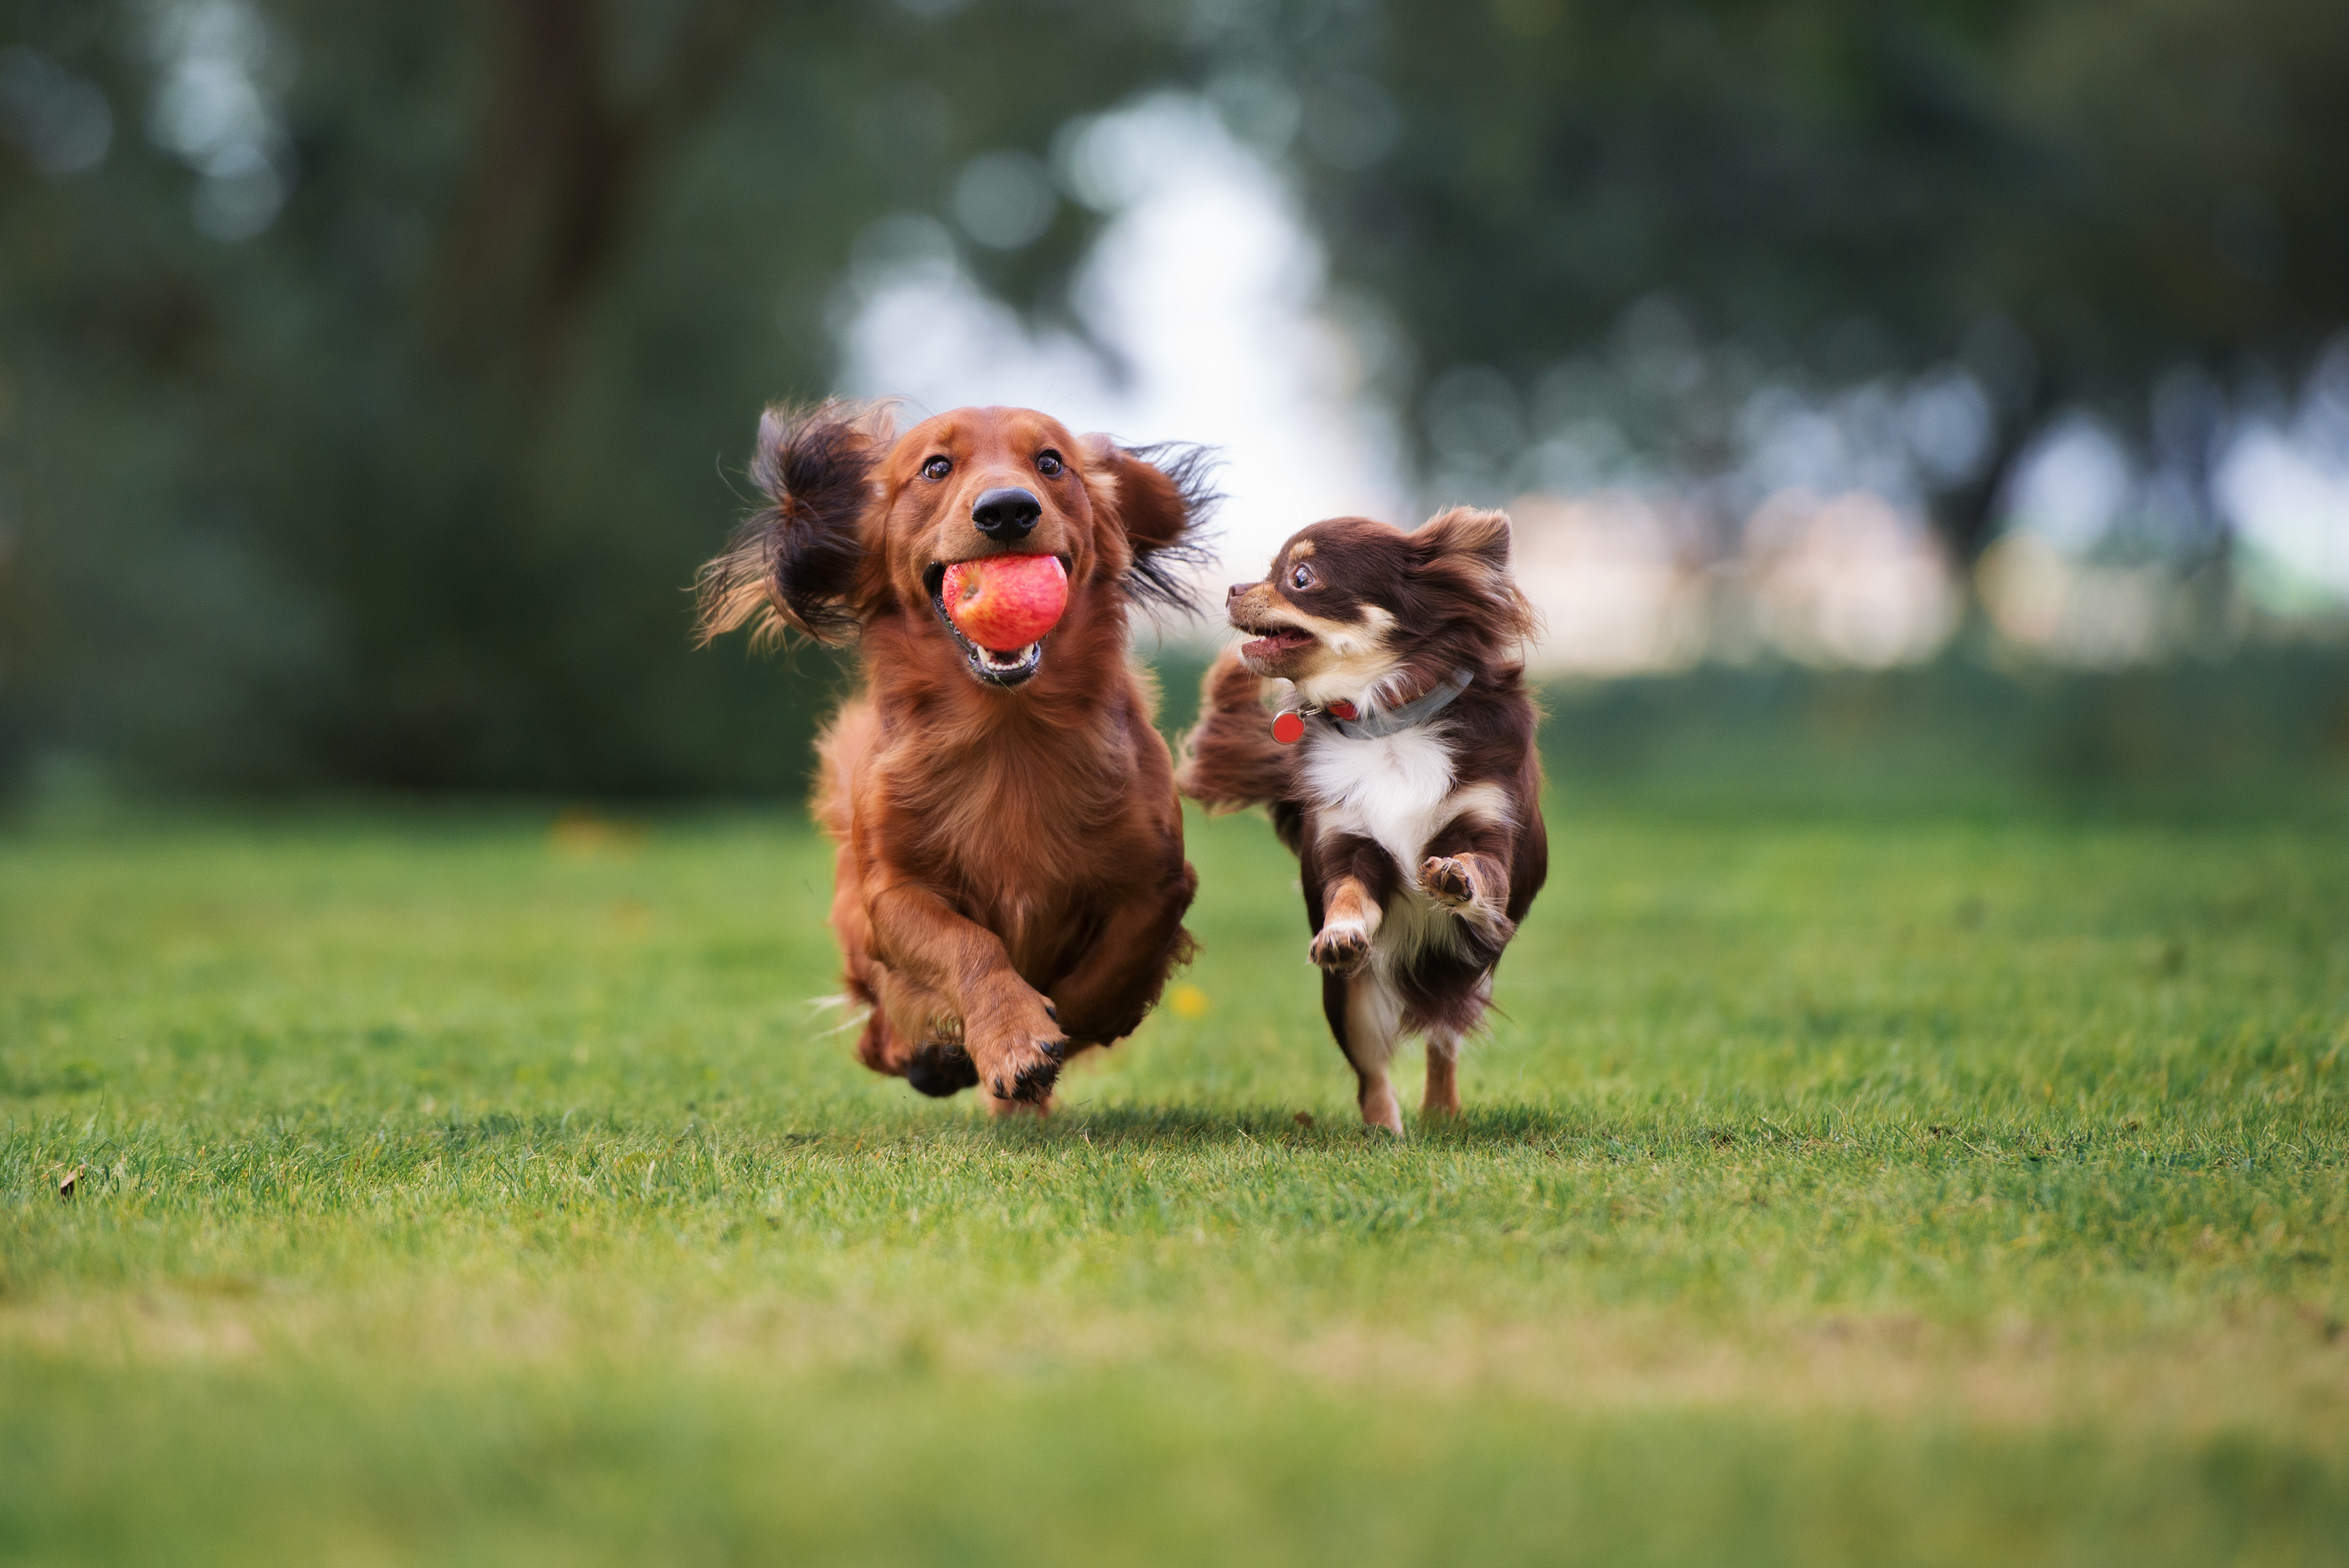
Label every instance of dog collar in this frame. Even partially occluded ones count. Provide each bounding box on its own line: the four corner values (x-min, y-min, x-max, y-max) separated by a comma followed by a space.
1272, 667, 1473, 744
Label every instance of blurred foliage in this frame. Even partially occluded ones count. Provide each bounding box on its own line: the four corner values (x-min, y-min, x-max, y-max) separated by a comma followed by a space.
1531, 647, 2349, 819
1141, 645, 2349, 819
0, 0, 1192, 794
1246, 0, 2349, 552
2, 0, 2343, 795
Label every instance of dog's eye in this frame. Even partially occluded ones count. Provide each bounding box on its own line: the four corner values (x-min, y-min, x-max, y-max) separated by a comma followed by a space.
921, 456, 951, 482
1290, 563, 1315, 590
1035, 450, 1063, 478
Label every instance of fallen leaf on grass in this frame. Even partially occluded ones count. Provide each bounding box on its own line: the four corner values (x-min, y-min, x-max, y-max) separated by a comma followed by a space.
57, 1165, 83, 1200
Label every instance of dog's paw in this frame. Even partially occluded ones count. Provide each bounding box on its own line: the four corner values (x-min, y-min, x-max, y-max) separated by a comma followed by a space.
1420, 856, 1477, 910
969, 995, 1068, 1104
995, 1033, 1067, 1104
1310, 921, 1373, 975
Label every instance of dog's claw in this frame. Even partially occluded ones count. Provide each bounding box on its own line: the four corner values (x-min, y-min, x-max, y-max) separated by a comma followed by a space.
986, 1037, 1065, 1105
960, 984, 1069, 1107
1310, 924, 1372, 975
972, 1002, 1067, 1104
1420, 856, 1476, 910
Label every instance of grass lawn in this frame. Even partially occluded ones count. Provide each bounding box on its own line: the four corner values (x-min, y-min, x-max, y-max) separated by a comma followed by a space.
3, 793, 2346, 1565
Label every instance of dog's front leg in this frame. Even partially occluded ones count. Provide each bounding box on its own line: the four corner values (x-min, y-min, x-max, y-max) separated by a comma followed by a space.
867, 880, 1066, 1104
1305, 834, 1412, 1136
1307, 833, 1393, 976
1419, 808, 1518, 946
1416, 811, 1520, 1123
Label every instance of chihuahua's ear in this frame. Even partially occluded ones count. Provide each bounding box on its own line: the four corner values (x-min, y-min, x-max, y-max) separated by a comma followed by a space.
696, 401, 894, 648
1414, 506, 1538, 642
1413, 505, 1513, 577
1082, 437, 1222, 615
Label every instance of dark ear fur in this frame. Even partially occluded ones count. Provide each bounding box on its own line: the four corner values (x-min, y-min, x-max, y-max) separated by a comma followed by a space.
695, 401, 885, 648
1414, 505, 1512, 574
1413, 506, 1540, 647
1103, 440, 1221, 615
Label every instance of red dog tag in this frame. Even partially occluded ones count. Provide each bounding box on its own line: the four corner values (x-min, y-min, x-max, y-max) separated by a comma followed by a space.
1271, 710, 1305, 745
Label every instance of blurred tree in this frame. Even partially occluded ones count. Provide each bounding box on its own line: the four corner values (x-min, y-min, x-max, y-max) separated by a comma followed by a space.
4, 0, 2341, 796
1229, 0, 2348, 559
0, 0, 1193, 794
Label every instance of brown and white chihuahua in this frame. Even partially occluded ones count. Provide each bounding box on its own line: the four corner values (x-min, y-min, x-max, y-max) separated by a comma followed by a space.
1176, 507, 1547, 1134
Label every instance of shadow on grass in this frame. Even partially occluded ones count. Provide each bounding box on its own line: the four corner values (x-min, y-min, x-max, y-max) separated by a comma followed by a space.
156, 1096, 2061, 1169
1010, 1100, 1613, 1151
1000, 1100, 2037, 1163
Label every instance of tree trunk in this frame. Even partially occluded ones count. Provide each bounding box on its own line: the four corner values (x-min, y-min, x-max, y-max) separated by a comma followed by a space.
1931, 396, 2046, 566
430, 0, 781, 400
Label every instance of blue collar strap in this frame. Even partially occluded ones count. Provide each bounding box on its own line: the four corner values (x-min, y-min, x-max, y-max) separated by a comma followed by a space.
1325, 667, 1473, 740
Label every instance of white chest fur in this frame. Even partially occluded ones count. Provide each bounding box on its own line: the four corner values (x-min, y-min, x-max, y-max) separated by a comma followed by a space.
1299, 723, 1459, 875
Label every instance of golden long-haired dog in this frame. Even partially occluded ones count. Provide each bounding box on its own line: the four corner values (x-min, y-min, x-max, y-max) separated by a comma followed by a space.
698, 402, 1216, 1112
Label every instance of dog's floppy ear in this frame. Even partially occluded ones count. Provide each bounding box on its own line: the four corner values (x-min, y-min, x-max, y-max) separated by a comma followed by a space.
1413, 506, 1538, 643
696, 400, 891, 648
1082, 438, 1221, 615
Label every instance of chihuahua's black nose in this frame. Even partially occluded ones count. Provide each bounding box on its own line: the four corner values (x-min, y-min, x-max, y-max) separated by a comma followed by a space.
972, 487, 1042, 541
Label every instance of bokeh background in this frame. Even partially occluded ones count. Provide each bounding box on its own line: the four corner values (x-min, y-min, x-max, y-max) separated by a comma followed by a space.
5, 0, 2347, 807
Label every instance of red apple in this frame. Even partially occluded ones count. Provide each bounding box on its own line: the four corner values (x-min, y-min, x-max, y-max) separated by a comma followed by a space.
942, 554, 1068, 651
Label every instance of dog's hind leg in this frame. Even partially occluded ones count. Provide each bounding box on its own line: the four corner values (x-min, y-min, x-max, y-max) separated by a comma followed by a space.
1419, 971, 1489, 1121
1324, 970, 1405, 1136
1423, 1030, 1463, 1120
874, 965, 960, 1048
864, 967, 980, 1098
856, 1008, 974, 1098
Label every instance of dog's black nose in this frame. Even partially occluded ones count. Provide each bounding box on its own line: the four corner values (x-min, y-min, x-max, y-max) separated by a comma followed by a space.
972, 487, 1042, 541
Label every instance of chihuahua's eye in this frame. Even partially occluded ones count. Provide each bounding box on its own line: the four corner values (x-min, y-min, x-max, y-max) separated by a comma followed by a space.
1290, 563, 1315, 590
921, 456, 951, 482
1036, 450, 1064, 478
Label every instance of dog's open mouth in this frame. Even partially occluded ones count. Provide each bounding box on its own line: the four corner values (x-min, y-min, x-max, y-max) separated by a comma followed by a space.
925, 562, 1055, 688
1237, 624, 1317, 664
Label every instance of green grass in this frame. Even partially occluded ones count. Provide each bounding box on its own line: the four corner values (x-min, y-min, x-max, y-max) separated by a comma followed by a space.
3, 796, 2346, 1566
